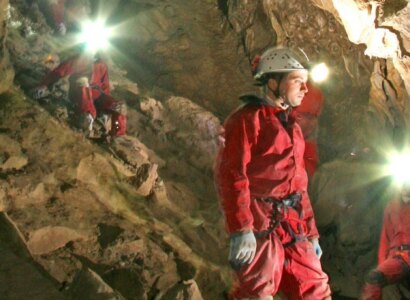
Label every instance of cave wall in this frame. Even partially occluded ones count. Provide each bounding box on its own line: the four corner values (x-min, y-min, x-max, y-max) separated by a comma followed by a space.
315, 0, 410, 147
103, 0, 410, 160
103, 0, 384, 160
94, 0, 256, 116
0, 0, 14, 93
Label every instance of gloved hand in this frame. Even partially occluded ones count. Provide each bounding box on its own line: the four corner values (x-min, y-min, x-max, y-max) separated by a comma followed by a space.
56, 23, 67, 36
228, 231, 256, 270
32, 86, 48, 100
310, 238, 323, 259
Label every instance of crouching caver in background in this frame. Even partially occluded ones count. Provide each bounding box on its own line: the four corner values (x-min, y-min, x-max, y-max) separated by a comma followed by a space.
32, 48, 126, 140
361, 183, 410, 300
214, 47, 331, 300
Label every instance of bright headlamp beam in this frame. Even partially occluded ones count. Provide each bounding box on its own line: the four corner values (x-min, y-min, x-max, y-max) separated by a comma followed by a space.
387, 152, 410, 185
78, 20, 112, 53
310, 63, 329, 83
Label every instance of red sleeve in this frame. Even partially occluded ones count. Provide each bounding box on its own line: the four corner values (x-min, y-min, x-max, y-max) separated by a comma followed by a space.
91, 61, 110, 95
378, 203, 391, 264
41, 59, 74, 87
215, 108, 259, 234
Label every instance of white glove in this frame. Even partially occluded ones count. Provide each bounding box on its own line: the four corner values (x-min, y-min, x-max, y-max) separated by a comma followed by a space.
32, 86, 48, 100
84, 113, 94, 132
56, 23, 66, 36
229, 231, 257, 270
310, 238, 323, 259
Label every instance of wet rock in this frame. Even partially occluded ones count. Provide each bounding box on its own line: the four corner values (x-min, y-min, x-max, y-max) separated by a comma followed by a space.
140, 97, 165, 124
103, 238, 145, 265
0, 187, 6, 212
101, 268, 145, 300
77, 151, 159, 198
97, 223, 125, 249
164, 181, 199, 213
29, 182, 50, 201
162, 279, 204, 300
151, 179, 171, 206
67, 267, 125, 300
0, 154, 28, 171
77, 153, 119, 184
0, 0, 14, 94
111, 135, 165, 168
132, 163, 159, 197
165, 96, 222, 170
0, 243, 65, 300
0, 134, 28, 171
35, 251, 81, 284
27, 226, 90, 255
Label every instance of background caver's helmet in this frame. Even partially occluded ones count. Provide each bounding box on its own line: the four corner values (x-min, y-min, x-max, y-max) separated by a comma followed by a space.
253, 48, 307, 80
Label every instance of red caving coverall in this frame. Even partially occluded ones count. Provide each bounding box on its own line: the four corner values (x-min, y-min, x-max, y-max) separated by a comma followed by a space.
293, 82, 324, 178
362, 198, 410, 300
215, 95, 331, 299
41, 54, 126, 136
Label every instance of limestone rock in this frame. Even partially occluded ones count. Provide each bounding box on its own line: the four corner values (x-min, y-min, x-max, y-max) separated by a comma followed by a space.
151, 179, 171, 206
132, 163, 159, 197
35, 252, 81, 284
67, 267, 125, 300
27, 226, 89, 255
111, 135, 165, 168
164, 96, 222, 170
162, 279, 204, 300
140, 97, 165, 123
103, 239, 145, 264
0, 134, 28, 171
0, 0, 14, 94
0, 187, 7, 212
0, 155, 28, 171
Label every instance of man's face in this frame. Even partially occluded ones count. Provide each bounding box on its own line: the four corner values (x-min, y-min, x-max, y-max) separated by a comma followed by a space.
279, 70, 309, 107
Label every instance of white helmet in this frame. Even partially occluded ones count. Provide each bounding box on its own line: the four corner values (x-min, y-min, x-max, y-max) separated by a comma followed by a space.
253, 48, 307, 80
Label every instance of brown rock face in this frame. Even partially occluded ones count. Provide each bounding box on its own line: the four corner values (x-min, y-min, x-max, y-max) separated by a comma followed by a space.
0, 0, 14, 93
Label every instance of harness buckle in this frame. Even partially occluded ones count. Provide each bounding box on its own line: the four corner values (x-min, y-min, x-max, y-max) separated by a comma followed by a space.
253, 193, 302, 240
393, 245, 410, 251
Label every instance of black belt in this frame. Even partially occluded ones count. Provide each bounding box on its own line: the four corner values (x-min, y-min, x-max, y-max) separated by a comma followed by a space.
254, 193, 302, 241
392, 245, 410, 251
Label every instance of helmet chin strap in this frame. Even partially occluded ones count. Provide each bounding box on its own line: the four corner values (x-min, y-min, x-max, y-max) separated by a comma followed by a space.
266, 85, 290, 109
277, 85, 292, 108
278, 96, 290, 109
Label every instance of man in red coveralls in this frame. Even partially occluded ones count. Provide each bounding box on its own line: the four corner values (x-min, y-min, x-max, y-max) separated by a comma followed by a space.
32, 46, 126, 139
361, 183, 410, 300
293, 82, 324, 178
214, 47, 331, 300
